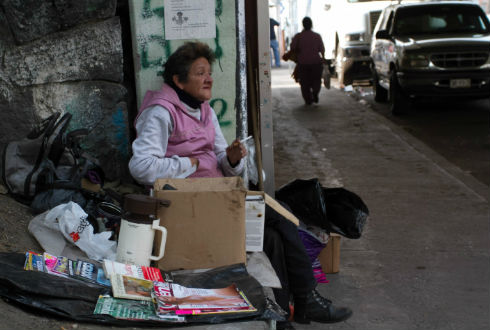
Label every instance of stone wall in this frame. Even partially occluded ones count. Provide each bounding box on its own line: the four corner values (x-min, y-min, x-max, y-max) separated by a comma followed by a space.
0, 0, 130, 181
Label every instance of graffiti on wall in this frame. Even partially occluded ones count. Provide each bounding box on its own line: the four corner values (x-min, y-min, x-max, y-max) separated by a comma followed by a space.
60, 84, 129, 161
130, 0, 237, 140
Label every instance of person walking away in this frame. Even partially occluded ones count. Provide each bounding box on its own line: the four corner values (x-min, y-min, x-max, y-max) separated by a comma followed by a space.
270, 18, 281, 68
290, 17, 325, 105
129, 41, 352, 329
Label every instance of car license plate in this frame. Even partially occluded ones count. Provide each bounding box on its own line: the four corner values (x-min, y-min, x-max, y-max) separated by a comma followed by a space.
450, 79, 471, 88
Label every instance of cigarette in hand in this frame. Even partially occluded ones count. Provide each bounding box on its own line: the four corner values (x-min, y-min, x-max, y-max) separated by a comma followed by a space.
240, 136, 253, 144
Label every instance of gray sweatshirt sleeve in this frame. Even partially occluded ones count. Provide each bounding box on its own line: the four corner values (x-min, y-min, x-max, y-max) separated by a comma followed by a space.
128, 105, 193, 186
211, 110, 245, 177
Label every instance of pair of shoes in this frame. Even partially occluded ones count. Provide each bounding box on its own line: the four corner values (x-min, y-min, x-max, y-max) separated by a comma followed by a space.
293, 290, 353, 324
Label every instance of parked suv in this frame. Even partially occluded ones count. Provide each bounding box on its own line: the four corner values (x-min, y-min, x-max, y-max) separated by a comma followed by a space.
370, 1, 490, 114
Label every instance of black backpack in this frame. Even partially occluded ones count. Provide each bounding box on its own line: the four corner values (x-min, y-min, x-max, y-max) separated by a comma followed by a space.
1, 112, 102, 212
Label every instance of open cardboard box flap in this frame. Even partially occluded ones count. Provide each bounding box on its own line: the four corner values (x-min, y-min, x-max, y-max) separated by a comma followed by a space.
155, 177, 246, 192
153, 177, 247, 271
155, 178, 298, 225
264, 193, 299, 226
153, 177, 298, 271
246, 191, 299, 226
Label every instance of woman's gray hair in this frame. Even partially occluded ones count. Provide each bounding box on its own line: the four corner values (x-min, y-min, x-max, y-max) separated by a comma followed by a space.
163, 42, 216, 84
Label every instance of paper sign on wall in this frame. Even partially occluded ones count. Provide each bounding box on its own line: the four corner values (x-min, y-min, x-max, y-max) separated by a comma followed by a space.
164, 0, 216, 40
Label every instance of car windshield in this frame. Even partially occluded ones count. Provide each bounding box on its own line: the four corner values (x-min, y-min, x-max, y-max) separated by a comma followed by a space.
393, 4, 490, 35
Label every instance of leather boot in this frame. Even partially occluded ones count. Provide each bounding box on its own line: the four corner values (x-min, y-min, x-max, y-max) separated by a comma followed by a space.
293, 290, 352, 324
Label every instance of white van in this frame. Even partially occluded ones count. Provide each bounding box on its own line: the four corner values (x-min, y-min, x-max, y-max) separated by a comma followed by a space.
311, 0, 395, 86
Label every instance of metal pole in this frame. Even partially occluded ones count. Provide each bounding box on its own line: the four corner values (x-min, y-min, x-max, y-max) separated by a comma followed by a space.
257, 0, 276, 196
236, 0, 248, 188
275, 0, 284, 58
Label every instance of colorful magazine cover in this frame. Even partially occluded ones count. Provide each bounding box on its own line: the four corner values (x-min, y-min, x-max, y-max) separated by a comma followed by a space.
152, 281, 177, 316
174, 306, 257, 316
152, 282, 256, 317
93, 295, 184, 322
43, 252, 58, 274
53, 256, 70, 277
103, 259, 165, 282
23, 251, 44, 272
42, 252, 70, 278
75, 259, 111, 287
171, 283, 252, 310
68, 259, 77, 277
111, 274, 154, 301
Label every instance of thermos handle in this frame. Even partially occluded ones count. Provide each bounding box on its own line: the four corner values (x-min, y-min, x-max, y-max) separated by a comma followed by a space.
150, 219, 167, 261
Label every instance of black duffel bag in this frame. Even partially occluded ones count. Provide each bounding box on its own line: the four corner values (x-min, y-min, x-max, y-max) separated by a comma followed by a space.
276, 178, 369, 239
322, 187, 369, 239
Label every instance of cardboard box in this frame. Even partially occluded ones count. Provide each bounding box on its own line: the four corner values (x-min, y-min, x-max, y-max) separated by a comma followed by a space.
318, 233, 341, 274
153, 177, 247, 271
244, 191, 300, 252
245, 192, 266, 252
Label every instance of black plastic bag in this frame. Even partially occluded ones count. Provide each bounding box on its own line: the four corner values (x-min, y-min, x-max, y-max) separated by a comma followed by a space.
275, 178, 327, 229
275, 178, 369, 239
0, 252, 271, 326
323, 187, 369, 239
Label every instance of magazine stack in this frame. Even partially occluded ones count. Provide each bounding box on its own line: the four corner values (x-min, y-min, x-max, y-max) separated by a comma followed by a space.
23, 251, 256, 323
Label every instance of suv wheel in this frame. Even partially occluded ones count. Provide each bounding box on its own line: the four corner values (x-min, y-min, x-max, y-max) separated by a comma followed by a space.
373, 73, 388, 102
389, 70, 409, 115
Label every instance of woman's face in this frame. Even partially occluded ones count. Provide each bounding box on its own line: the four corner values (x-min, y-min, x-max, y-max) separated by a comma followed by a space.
174, 57, 213, 101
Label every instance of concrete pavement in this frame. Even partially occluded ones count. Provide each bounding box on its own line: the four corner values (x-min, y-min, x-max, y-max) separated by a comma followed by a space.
271, 64, 489, 330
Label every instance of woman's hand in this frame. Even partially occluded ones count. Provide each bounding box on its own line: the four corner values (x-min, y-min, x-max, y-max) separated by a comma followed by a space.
226, 139, 247, 167
189, 157, 199, 168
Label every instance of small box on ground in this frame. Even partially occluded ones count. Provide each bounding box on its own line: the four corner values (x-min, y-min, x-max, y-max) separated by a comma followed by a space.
245, 191, 266, 252
318, 233, 341, 274
154, 177, 247, 271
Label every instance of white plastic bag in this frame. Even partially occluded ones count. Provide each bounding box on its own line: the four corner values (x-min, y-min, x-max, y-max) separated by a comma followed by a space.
48, 202, 116, 261
244, 138, 259, 186
28, 209, 72, 257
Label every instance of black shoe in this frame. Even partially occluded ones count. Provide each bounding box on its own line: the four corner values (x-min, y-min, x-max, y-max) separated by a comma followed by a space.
277, 320, 295, 330
313, 94, 319, 103
294, 290, 352, 324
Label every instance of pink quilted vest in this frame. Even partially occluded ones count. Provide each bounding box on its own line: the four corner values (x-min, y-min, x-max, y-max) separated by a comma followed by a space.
135, 84, 223, 178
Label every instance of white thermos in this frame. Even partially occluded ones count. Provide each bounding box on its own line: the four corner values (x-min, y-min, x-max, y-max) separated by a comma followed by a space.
116, 194, 170, 266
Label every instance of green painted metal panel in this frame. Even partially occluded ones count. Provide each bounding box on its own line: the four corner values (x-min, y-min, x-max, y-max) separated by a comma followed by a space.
128, 0, 237, 142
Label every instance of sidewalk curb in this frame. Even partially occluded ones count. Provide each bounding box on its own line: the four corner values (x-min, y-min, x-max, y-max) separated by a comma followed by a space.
354, 95, 489, 203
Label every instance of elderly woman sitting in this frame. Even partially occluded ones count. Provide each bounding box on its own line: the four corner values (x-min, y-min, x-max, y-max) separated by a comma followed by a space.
129, 42, 246, 185
128, 42, 352, 328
